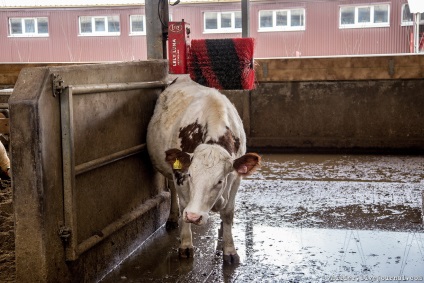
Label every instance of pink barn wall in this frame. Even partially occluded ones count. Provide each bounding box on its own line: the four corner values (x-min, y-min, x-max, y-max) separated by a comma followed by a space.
170, 0, 414, 58
0, 6, 147, 62
0, 0, 417, 62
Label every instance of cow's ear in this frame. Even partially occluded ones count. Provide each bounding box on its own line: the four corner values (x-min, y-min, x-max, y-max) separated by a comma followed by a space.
233, 153, 261, 176
165, 148, 191, 172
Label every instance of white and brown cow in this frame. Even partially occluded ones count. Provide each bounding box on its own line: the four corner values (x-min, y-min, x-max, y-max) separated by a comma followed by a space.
146, 76, 260, 263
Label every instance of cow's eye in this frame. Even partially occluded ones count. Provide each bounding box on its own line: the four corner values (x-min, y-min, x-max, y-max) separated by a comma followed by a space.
217, 180, 223, 185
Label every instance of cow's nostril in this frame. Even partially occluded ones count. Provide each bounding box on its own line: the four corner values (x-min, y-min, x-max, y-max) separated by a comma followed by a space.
186, 212, 202, 224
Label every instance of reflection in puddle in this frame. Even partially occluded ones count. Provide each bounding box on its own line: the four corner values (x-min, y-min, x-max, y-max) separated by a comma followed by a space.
102, 154, 424, 283
232, 224, 424, 282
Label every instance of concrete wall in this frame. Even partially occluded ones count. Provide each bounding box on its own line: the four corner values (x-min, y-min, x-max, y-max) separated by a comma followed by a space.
223, 55, 424, 153
246, 80, 424, 151
9, 61, 170, 282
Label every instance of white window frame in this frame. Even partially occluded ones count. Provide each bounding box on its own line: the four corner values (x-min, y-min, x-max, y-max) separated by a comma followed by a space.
258, 9, 306, 32
401, 3, 424, 26
8, 17, 49, 37
339, 4, 390, 29
129, 15, 146, 35
203, 11, 242, 34
78, 15, 120, 36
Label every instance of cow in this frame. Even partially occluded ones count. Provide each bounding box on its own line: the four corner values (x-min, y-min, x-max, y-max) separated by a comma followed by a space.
0, 140, 10, 178
146, 76, 260, 263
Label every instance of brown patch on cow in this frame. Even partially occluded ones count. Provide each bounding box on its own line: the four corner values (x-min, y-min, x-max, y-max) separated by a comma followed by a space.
233, 136, 240, 153
174, 171, 187, 186
179, 121, 206, 153
233, 153, 261, 176
207, 127, 239, 155
165, 148, 192, 186
165, 149, 191, 171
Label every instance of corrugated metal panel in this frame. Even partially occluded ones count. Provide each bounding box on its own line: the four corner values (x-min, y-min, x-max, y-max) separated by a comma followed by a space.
0, 0, 244, 8
0, 7, 147, 62
170, 2, 243, 40
247, 0, 413, 57
0, 0, 145, 8
0, 0, 416, 62
169, 0, 414, 58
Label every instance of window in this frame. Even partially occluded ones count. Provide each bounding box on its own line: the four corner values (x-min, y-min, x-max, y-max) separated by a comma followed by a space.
130, 15, 146, 35
203, 11, 241, 33
258, 9, 305, 32
401, 4, 424, 26
340, 4, 389, 29
79, 16, 120, 36
8, 17, 49, 37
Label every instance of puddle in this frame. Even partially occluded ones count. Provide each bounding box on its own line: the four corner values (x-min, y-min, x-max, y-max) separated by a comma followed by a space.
101, 154, 424, 283
231, 224, 424, 282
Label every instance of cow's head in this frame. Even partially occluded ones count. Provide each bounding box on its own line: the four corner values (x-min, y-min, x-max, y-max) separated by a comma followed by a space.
165, 144, 260, 226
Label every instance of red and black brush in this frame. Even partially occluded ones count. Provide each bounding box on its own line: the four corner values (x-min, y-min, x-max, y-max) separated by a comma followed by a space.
187, 38, 255, 90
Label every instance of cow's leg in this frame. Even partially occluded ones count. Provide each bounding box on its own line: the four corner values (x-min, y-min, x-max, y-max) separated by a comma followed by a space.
219, 175, 240, 264
166, 180, 179, 230
179, 221, 194, 258
176, 182, 194, 258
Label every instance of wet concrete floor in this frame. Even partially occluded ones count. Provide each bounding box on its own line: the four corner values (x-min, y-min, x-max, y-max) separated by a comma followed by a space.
101, 154, 424, 283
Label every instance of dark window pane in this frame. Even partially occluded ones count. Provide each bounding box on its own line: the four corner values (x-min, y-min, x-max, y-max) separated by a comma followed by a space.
205, 12, 217, 29
10, 18, 22, 34
358, 7, 371, 23
403, 4, 412, 22
276, 11, 287, 26
80, 16, 92, 33
291, 9, 304, 26
235, 11, 241, 29
341, 7, 354, 24
95, 18, 106, 32
24, 18, 35, 33
37, 18, 48, 34
108, 16, 120, 32
131, 15, 144, 32
221, 13, 231, 28
260, 11, 273, 28
374, 5, 388, 23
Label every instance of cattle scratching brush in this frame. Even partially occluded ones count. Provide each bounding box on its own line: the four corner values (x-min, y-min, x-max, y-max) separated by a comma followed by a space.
187, 38, 255, 90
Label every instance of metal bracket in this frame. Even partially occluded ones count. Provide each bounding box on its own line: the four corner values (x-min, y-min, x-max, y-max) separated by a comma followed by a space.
59, 226, 72, 243
388, 59, 395, 78
52, 74, 65, 97
262, 62, 268, 78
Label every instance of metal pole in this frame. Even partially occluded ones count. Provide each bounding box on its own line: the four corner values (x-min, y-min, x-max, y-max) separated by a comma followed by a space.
76, 191, 170, 256
75, 144, 146, 176
146, 0, 169, 59
422, 191, 424, 224
60, 87, 78, 261
413, 13, 420, 53
70, 81, 168, 95
242, 0, 250, 38
161, 0, 169, 59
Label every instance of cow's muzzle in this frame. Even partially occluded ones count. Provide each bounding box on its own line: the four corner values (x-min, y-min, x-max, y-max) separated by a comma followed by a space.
185, 212, 203, 225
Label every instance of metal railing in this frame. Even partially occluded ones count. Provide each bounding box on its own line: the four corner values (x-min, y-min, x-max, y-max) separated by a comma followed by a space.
59, 80, 168, 261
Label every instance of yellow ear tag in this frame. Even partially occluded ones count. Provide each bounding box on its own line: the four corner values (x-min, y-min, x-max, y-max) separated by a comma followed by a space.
173, 159, 183, 170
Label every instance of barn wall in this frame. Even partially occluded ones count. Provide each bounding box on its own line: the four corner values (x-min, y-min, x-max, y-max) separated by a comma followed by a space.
0, 0, 419, 62
248, 0, 412, 57
9, 61, 169, 282
169, 0, 415, 58
0, 6, 147, 62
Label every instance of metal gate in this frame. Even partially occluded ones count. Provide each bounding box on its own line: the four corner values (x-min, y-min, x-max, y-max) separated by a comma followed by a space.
11, 61, 171, 282
55, 76, 169, 261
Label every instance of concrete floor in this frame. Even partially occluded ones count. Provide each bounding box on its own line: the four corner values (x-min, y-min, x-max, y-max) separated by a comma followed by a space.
101, 154, 424, 283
